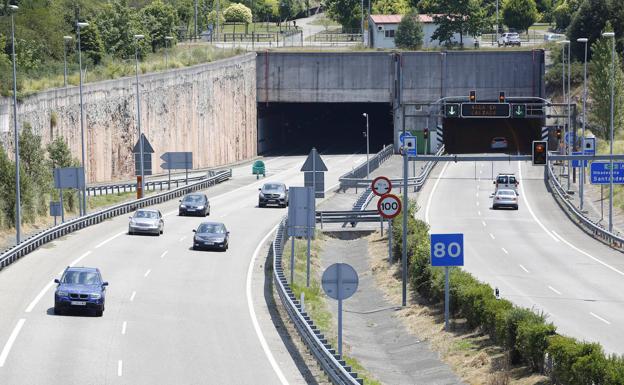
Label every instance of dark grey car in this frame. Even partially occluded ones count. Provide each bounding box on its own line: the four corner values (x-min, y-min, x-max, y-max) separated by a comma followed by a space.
179, 193, 210, 216
258, 183, 289, 208
192, 222, 229, 251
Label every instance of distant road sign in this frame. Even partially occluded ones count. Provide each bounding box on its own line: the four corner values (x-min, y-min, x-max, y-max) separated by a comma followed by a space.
591, 162, 624, 184
403, 136, 417, 156
571, 152, 587, 168
377, 194, 401, 219
430, 233, 464, 267
53, 167, 85, 189
49, 201, 62, 217
584, 137, 596, 155
321, 263, 359, 300
132, 133, 154, 154
160, 152, 193, 170
564, 131, 575, 146
511, 104, 526, 118
461, 103, 510, 118
288, 187, 315, 237
371, 176, 392, 196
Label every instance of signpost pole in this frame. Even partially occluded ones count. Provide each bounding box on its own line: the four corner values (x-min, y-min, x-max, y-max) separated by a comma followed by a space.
59, 188, 64, 223
402, 148, 408, 307
337, 265, 343, 357
168, 167, 171, 190
308, 152, 315, 288
186, 167, 189, 185
444, 266, 450, 331
380, 217, 384, 237
388, 219, 393, 263
291, 235, 295, 284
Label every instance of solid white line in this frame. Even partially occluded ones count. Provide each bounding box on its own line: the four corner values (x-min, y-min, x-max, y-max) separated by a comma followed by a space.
95, 231, 126, 249
517, 162, 560, 242
425, 162, 450, 224
144, 269, 151, 278
121, 321, 127, 335
519, 264, 529, 273
117, 360, 123, 376
159, 250, 168, 259
489, 233, 495, 240
246, 223, 289, 385
590, 312, 611, 325
482, 221, 486, 227
129, 291, 136, 302
25, 280, 56, 313
501, 247, 508, 255
179, 236, 186, 242
0, 319, 26, 367
69, 251, 92, 267
548, 286, 562, 295
551, 230, 624, 277
478, 210, 481, 216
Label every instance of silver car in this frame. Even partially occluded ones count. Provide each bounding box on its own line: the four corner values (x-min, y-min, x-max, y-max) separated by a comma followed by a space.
258, 183, 289, 208
128, 209, 164, 235
492, 188, 519, 210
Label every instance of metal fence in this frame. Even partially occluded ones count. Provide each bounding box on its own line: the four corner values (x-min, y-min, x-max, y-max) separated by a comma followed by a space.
0, 170, 232, 270
86, 170, 220, 196
339, 145, 394, 191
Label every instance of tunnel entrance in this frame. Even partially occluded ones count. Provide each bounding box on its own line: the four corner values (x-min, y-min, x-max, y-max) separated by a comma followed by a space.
442, 118, 543, 154
258, 103, 393, 155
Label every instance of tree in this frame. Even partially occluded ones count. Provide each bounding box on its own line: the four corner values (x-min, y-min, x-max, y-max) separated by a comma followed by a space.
552, 0, 581, 32
372, 0, 410, 15
502, 0, 538, 32
140, 0, 179, 52
19, 124, 52, 217
95, 0, 147, 59
324, 0, 361, 30
278, 0, 302, 23
0, 146, 16, 226
78, 23, 105, 65
588, 28, 624, 141
430, 0, 490, 47
395, 10, 424, 50
224, 3, 253, 24
47, 136, 80, 212
567, 0, 609, 61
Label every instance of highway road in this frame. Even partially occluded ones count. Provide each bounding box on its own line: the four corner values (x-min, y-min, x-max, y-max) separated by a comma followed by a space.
0, 153, 364, 384
418, 158, 624, 354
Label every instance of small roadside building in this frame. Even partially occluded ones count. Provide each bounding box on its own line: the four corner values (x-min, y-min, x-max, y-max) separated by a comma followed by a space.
368, 14, 476, 49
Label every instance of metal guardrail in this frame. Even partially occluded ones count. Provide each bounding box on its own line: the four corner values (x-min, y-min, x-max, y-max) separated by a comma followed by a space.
86, 170, 219, 196
339, 145, 394, 191
317, 210, 380, 229
0, 170, 232, 270
546, 162, 624, 250
272, 218, 363, 385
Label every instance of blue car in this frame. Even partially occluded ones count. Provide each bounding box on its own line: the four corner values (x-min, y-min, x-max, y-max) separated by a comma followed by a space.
54, 267, 108, 316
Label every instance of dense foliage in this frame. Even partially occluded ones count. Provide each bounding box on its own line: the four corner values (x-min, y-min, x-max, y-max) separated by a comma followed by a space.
501, 0, 538, 33
394, 9, 423, 50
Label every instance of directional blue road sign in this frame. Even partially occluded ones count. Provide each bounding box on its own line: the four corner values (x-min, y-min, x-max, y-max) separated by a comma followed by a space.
399, 132, 413, 145
430, 233, 464, 267
591, 162, 624, 184
583, 137, 596, 155
571, 152, 587, 168
564, 132, 574, 146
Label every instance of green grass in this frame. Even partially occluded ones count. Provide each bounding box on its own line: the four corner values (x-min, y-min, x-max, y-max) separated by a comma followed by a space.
282, 232, 381, 385
308, 16, 340, 27
219, 22, 296, 34
86, 190, 159, 210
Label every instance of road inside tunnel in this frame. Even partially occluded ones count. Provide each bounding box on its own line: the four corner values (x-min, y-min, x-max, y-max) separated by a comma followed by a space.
443, 118, 543, 154
258, 103, 394, 155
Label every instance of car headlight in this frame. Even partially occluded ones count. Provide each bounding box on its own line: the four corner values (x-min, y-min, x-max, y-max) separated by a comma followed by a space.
91, 293, 101, 299
57, 290, 68, 297
196, 205, 204, 210
180, 204, 186, 208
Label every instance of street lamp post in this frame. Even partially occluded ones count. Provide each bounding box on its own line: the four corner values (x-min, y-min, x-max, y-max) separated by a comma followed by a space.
134, 35, 146, 198
9, 4, 21, 244
577, 37, 588, 212
559, 40, 571, 189
495, 0, 499, 45
603, 31, 615, 232
77, 21, 89, 216
164, 36, 173, 68
362, 113, 370, 178
63, 36, 72, 87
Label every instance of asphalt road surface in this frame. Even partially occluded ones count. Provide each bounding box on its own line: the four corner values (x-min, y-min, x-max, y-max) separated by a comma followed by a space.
0, 153, 364, 384
417, 158, 624, 355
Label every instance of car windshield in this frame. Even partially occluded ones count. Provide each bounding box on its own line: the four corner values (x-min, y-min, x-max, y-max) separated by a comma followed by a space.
497, 176, 508, 184
497, 190, 516, 196
62, 270, 101, 285
509, 176, 517, 184
135, 210, 157, 219
197, 224, 225, 234
183, 195, 204, 203
263, 184, 284, 191
510, 33, 519, 38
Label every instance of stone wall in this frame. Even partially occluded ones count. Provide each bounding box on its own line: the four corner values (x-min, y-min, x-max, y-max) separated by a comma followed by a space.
0, 52, 257, 183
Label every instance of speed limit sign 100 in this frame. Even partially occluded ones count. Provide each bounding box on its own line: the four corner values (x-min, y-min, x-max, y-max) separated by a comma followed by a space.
371, 176, 392, 196
377, 194, 401, 219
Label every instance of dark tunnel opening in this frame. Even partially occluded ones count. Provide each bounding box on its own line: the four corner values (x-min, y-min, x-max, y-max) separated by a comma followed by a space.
258, 103, 394, 155
443, 118, 544, 154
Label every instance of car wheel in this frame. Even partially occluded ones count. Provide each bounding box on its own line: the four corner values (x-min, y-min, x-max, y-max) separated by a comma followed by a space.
493, 205, 498, 210
128, 230, 133, 235
95, 307, 103, 317
193, 245, 198, 250
259, 202, 265, 208
54, 307, 63, 316
160, 228, 164, 235
514, 205, 519, 210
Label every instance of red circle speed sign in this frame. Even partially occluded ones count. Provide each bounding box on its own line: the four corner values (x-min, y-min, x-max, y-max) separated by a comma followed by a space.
371, 176, 392, 196
377, 194, 402, 219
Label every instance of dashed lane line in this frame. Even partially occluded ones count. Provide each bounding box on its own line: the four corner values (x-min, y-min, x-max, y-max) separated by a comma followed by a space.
590, 312, 611, 325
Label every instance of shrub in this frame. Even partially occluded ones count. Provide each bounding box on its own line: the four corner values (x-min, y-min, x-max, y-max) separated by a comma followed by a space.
516, 319, 556, 371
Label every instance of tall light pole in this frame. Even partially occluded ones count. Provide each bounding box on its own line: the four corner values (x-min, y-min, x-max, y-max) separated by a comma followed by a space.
603, 31, 615, 232
495, 0, 499, 45
77, 21, 89, 216
134, 34, 146, 198
164, 36, 173, 68
63, 36, 72, 87
559, 40, 570, 190
9, 4, 21, 244
577, 37, 588, 212
362, 113, 370, 178
360, 0, 364, 45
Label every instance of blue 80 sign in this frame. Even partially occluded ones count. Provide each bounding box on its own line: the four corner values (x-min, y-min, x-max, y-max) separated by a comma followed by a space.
430, 233, 464, 267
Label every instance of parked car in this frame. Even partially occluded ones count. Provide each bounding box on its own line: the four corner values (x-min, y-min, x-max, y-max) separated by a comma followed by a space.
192, 222, 229, 251
493, 173, 519, 193
491, 137, 508, 150
179, 193, 210, 216
492, 188, 519, 210
54, 267, 108, 316
498, 32, 521, 47
258, 182, 289, 208
544, 33, 565, 42
128, 209, 164, 235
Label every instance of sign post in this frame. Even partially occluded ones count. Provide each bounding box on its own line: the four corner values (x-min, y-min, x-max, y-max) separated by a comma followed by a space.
372, 176, 394, 261
321, 263, 359, 357
430, 233, 464, 331
49, 201, 62, 226
161, 152, 193, 188
288, 187, 316, 286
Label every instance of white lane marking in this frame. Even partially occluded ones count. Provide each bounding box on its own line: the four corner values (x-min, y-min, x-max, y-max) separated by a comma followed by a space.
501, 247, 509, 255
517, 162, 559, 242
25, 280, 56, 313
476, 192, 479, 197
479, 170, 483, 174
551, 230, 624, 277
69, 251, 92, 267
548, 286, 562, 295
0, 319, 26, 367
425, 163, 450, 224
519, 264, 530, 273
121, 321, 127, 335
95, 231, 126, 248
489, 233, 495, 240
478, 210, 481, 216
159, 250, 168, 259
481, 221, 486, 227
144, 269, 151, 278
130, 291, 136, 302
476, 201, 480, 206
590, 312, 611, 325
117, 360, 123, 376
246, 223, 289, 385
179, 236, 186, 242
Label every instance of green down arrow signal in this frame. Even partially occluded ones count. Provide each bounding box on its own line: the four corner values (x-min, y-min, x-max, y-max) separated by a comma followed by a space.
514, 105, 525, 116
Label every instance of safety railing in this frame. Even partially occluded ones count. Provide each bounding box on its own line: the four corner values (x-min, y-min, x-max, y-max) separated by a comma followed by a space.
316, 210, 381, 229
0, 170, 232, 270
338, 145, 394, 191
272, 217, 363, 385
86, 170, 219, 196
546, 161, 624, 250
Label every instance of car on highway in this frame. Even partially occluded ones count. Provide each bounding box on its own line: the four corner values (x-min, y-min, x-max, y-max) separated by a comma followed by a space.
258, 182, 289, 208
492, 188, 519, 210
192, 222, 229, 251
493, 173, 519, 192
128, 208, 164, 235
179, 193, 210, 216
54, 266, 108, 316
498, 32, 521, 47
490, 137, 508, 150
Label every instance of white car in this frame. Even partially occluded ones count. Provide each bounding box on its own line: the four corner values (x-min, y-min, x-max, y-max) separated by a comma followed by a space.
491, 137, 508, 150
492, 188, 519, 210
544, 33, 565, 42
498, 32, 521, 47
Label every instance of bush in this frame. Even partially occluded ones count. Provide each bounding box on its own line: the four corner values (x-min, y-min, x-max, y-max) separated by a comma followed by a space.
224, 3, 253, 24
516, 319, 556, 371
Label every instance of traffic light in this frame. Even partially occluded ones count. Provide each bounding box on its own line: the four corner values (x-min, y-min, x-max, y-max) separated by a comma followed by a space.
556, 127, 562, 140
469, 90, 476, 102
499, 92, 505, 103
532, 141, 547, 165
423, 127, 429, 139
